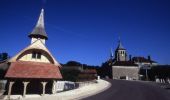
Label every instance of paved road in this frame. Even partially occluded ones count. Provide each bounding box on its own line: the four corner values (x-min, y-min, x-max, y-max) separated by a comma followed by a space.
83, 79, 170, 100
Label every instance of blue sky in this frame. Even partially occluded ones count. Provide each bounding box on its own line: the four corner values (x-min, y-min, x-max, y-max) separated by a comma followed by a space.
0, 0, 170, 65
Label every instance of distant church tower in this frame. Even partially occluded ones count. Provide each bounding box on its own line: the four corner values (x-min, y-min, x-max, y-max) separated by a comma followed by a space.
28, 9, 48, 44
115, 39, 127, 61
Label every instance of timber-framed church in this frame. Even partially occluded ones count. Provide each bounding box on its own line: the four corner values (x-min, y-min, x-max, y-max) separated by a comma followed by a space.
5, 9, 62, 98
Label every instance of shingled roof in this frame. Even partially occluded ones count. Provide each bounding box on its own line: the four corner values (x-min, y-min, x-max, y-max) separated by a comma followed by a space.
28, 9, 48, 40
5, 61, 62, 79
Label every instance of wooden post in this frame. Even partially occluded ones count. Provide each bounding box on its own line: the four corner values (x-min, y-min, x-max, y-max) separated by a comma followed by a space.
7, 81, 15, 99
41, 82, 47, 96
52, 80, 56, 94
23, 82, 29, 98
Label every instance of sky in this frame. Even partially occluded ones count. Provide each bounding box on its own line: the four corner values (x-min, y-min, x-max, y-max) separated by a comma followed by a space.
0, 0, 170, 65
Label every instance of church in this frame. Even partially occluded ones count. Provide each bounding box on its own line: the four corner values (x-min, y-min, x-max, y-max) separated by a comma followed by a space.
4, 9, 62, 98
110, 39, 157, 80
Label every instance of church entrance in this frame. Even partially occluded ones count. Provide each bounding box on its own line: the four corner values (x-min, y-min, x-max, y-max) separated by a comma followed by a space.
27, 80, 42, 94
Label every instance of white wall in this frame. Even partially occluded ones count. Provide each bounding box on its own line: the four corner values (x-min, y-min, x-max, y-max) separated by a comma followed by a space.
19, 52, 51, 63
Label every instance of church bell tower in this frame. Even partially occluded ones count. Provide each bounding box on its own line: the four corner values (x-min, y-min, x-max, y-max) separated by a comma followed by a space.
115, 39, 127, 61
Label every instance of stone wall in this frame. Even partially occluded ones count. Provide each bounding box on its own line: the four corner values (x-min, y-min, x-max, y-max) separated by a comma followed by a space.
112, 66, 139, 80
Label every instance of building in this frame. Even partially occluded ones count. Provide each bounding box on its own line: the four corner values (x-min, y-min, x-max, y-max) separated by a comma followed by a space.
132, 56, 158, 67
111, 40, 139, 80
114, 40, 128, 61
110, 39, 158, 80
112, 61, 139, 80
4, 9, 62, 98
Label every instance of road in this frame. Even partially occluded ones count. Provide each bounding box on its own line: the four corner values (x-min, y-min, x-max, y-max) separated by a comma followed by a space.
83, 79, 170, 100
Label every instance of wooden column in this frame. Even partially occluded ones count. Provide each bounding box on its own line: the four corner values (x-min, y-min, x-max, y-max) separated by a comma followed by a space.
23, 82, 29, 98
52, 80, 56, 94
41, 82, 47, 96
7, 81, 15, 99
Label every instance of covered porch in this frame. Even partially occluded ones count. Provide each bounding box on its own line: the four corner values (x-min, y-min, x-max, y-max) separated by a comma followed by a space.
4, 61, 62, 99
6, 79, 57, 99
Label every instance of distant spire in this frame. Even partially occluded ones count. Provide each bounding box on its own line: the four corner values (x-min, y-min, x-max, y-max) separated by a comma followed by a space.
29, 8, 48, 40
117, 37, 125, 50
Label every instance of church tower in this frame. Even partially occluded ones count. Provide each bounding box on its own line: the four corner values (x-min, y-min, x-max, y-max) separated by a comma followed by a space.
28, 9, 48, 44
115, 39, 127, 61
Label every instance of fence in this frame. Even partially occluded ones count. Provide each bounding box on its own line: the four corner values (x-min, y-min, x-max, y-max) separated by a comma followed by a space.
56, 81, 76, 92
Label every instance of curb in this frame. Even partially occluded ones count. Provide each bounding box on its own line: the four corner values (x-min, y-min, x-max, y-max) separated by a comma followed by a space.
74, 80, 111, 100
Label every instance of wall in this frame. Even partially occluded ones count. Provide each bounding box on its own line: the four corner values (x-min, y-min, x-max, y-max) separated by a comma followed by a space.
112, 66, 139, 80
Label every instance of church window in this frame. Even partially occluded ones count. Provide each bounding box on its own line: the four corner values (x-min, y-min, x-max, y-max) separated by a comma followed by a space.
37, 53, 41, 59
32, 52, 41, 59
32, 52, 36, 58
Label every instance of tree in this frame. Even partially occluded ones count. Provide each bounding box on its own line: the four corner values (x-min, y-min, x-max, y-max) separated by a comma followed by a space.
65, 61, 82, 66
0, 53, 9, 61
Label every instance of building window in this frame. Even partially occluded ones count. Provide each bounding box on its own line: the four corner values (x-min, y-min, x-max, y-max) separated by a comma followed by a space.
37, 53, 41, 59
32, 52, 41, 59
32, 52, 36, 59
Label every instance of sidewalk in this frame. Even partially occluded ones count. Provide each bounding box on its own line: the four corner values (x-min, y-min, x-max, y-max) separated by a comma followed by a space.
3, 79, 111, 100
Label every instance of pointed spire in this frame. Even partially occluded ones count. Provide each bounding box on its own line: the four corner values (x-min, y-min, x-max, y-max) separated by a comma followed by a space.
117, 37, 125, 50
36, 9, 44, 28
29, 8, 48, 40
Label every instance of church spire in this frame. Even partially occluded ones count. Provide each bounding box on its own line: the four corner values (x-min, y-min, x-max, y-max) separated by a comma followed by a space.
117, 37, 125, 50
36, 9, 44, 28
28, 8, 48, 41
